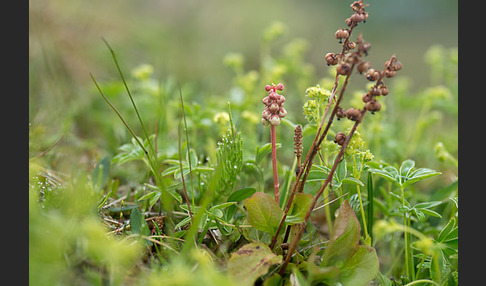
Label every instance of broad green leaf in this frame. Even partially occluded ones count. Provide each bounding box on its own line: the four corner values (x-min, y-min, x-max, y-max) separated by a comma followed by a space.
227, 187, 257, 202
174, 216, 192, 230
292, 268, 311, 286
227, 242, 282, 286
244, 192, 283, 235
195, 166, 214, 173
141, 183, 182, 204
401, 168, 441, 189
413, 209, 425, 222
368, 168, 397, 184
384, 166, 399, 181
186, 148, 198, 170
286, 193, 314, 224
321, 200, 361, 268
414, 201, 442, 209
336, 159, 347, 182
306, 263, 340, 283
417, 208, 442, 219
138, 190, 159, 203
243, 161, 263, 183
307, 165, 341, 188
210, 202, 237, 211
262, 274, 283, 286
399, 159, 415, 178
92, 156, 111, 188
438, 218, 457, 243
255, 143, 281, 166
174, 166, 190, 179
339, 246, 379, 286
130, 208, 150, 236
342, 177, 365, 187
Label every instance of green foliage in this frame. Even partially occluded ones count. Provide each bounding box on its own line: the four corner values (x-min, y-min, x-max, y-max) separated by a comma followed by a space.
227, 243, 282, 286
29, 3, 457, 284
244, 192, 283, 235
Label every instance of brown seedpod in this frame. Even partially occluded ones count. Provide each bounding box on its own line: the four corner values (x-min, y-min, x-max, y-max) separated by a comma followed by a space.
366, 68, 380, 81
335, 29, 349, 40
370, 87, 381, 96
345, 17, 353, 27
357, 61, 371, 74
384, 69, 397, 78
334, 132, 347, 146
365, 100, 382, 114
362, 93, 372, 103
360, 41, 371, 55
380, 86, 389, 96
337, 63, 351, 76
350, 12, 365, 23
325, 52, 339, 66
346, 41, 357, 50
336, 106, 346, 120
345, 108, 362, 121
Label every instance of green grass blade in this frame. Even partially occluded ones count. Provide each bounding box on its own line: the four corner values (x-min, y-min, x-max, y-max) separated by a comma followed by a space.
367, 172, 374, 245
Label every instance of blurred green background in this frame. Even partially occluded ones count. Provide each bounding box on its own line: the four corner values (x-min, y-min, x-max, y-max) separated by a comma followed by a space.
29, 0, 458, 173
29, 2, 458, 284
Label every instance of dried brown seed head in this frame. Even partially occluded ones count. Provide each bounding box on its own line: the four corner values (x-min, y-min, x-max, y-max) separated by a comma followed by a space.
345, 108, 363, 121
366, 68, 380, 81
335, 29, 350, 40
362, 93, 372, 103
325, 52, 339, 66
357, 61, 371, 74
337, 63, 351, 76
350, 12, 365, 23
380, 86, 389, 96
384, 70, 397, 78
336, 106, 346, 120
346, 41, 357, 50
365, 100, 382, 113
370, 87, 382, 96
334, 132, 347, 146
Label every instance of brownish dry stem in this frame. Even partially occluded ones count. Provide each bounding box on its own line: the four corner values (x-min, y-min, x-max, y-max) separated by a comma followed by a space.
278, 114, 364, 275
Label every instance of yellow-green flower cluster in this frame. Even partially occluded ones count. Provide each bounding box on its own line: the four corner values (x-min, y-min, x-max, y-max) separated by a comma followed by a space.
303, 99, 318, 123
302, 85, 332, 123
305, 85, 331, 101
345, 130, 374, 162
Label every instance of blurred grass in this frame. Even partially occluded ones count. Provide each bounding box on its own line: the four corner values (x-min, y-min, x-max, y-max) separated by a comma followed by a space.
29, 0, 457, 182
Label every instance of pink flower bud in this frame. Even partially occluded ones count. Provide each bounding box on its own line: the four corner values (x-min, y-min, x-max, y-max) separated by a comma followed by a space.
268, 92, 277, 101
276, 95, 285, 105
261, 118, 270, 126
269, 115, 281, 126
276, 83, 284, 91
265, 85, 272, 91
262, 96, 270, 106
269, 103, 279, 113
262, 109, 271, 120
278, 107, 287, 118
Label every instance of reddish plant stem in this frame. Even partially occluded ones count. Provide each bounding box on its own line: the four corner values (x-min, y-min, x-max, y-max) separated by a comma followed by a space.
278, 115, 365, 275
269, 62, 355, 250
271, 125, 280, 204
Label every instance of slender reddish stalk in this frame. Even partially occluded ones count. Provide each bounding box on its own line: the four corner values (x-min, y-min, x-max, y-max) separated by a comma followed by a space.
269, 62, 355, 250
271, 125, 280, 204
279, 116, 364, 275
